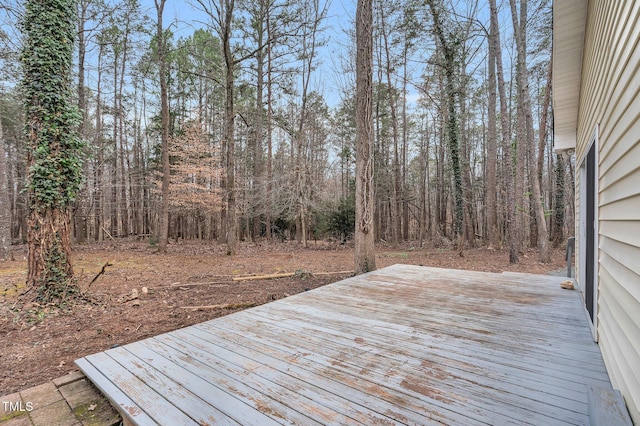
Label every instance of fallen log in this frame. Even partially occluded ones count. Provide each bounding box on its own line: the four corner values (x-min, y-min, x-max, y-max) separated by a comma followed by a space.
232, 272, 295, 281
159, 281, 230, 288
312, 271, 353, 276
180, 302, 257, 311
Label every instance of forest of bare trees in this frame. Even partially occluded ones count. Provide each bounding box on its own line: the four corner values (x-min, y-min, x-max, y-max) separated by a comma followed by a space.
0, 0, 574, 263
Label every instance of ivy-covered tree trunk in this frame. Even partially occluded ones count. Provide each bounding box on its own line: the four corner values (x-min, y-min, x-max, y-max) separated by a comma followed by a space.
428, 1, 464, 246
552, 153, 566, 247
22, 0, 84, 301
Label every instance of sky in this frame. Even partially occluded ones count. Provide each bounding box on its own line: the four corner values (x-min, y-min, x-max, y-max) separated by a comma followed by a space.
138, 0, 357, 107
0, 0, 358, 107
1, 0, 523, 110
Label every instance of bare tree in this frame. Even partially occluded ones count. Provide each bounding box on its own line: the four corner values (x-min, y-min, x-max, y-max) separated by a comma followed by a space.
355, 0, 376, 274
0, 118, 11, 260
485, 0, 498, 248
509, 0, 550, 263
93, 37, 105, 241
222, 0, 238, 255
155, 0, 170, 253
195, 0, 239, 255
376, 0, 402, 246
266, 10, 274, 240
489, 0, 518, 263
292, 0, 326, 248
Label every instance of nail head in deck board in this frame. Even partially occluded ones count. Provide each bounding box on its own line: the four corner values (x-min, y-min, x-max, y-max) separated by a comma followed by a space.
77, 265, 616, 425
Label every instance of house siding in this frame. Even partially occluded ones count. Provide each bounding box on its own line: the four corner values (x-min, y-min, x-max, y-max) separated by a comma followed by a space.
576, 0, 640, 422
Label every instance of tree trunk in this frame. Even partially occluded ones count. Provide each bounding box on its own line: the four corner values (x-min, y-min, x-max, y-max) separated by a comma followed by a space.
223, 0, 238, 256
27, 208, 74, 298
118, 34, 130, 238
74, 0, 89, 244
252, 42, 264, 242
156, 0, 170, 253
552, 153, 566, 247
402, 48, 409, 241
460, 91, 474, 247
490, 0, 518, 263
0, 120, 11, 260
486, 11, 499, 248
94, 42, 104, 241
510, 0, 550, 263
292, 1, 323, 250
418, 117, 430, 247
538, 58, 553, 189
378, 2, 401, 247
23, 0, 82, 300
266, 15, 273, 241
354, 0, 376, 274
436, 116, 446, 238
428, 1, 464, 243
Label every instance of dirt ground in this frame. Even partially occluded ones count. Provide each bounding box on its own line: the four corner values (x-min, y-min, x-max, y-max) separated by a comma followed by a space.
0, 240, 569, 395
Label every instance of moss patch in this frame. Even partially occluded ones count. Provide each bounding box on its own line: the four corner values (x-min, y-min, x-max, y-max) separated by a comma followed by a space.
0, 408, 27, 422
73, 398, 120, 426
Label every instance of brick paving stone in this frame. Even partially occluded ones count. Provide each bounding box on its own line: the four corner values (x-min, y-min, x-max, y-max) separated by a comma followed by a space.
28, 400, 78, 426
64, 389, 102, 411
1, 392, 23, 419
75, 398, 121, 426
0, 416, 32, 426
52, 372, 85, 388
1, 374, 121, 426
0, 392, 22, 406
19, 383, 62, 410
58, 379, 93, 403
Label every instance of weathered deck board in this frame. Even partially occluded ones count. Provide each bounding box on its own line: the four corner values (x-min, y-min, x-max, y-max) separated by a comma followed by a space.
77, 265, 613, 425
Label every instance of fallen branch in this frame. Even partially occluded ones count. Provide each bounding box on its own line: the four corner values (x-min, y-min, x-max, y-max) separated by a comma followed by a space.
164, 271, 353, 288
312, 271, 353, 276
232, 272, 295, 281
230, 270, 353, 282
180, 302, 257, 311
158, 281, 230, 288
101, 226, 115, 241
87, 262, 113, 289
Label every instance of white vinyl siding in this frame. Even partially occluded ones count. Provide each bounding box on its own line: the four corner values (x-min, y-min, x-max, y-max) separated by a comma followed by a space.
574, 0, 640, 423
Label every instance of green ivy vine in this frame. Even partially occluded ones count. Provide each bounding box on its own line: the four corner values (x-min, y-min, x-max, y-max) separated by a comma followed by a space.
22, 0, 84, 211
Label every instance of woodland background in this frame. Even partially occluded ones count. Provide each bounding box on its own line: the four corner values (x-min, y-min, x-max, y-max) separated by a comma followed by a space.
0, 0, 573, 262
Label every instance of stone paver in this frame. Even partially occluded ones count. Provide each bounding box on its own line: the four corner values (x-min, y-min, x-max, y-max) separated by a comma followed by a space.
75, 397, 121, 426
1, 416, 31, 426
0, 371, 120, 426
0, 392, 29, 424
19, 383, 62, 410
59, 379, 94, 407
28, 400, 79, 426
53, 372, 86, 388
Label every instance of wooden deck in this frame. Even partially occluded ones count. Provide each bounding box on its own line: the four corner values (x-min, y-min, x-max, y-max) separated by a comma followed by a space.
76, 264, 613, 425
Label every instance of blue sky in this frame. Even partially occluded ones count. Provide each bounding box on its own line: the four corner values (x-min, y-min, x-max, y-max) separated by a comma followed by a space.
138, 0, 356, 107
